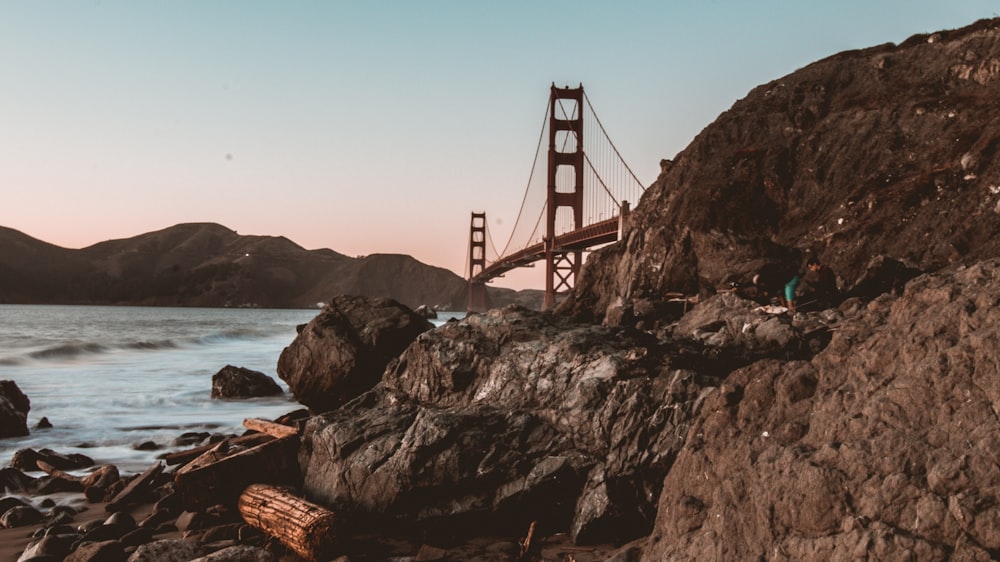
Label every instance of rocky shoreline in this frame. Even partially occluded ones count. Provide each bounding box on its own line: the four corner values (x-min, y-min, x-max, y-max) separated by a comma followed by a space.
5, 15, 1000, 562
4, 258, 1000, 560
0, 419, 634, 561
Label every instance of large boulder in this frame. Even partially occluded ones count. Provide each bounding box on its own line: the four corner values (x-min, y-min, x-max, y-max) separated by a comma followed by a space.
210, 365, 282, 398
0, 380, 30, 438
277, 295, 433, 413
644, 259, 1000, 560
300, 306, 717, 545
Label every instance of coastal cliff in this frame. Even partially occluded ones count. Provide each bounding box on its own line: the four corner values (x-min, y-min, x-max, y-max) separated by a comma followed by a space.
560, 17, 1000, 327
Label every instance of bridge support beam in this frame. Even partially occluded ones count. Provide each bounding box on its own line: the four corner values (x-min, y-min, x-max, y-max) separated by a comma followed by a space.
467, 212, 489, 312
544, 84, 584, 310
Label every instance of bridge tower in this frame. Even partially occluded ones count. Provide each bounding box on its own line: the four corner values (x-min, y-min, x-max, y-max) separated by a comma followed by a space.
467, 212, 489, 312
544, 84, 584, 310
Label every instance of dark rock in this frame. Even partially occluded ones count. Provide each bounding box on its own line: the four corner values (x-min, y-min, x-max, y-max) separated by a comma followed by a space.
172, 432, 210, 447
119, 526, 154, 547
81, 465, 120, 503
133, 441, 160, 451
43, 509, 75, 527
196, 522, 243, 543
11, 448, 95, 472
301, 306, 712, 545
18, 534, 77, 561
189, 544, 276, 562
105, 462, 162, 511
126, 538, 203, 562
0, 467, 37, 492
210, 365, 282, 399
81, 522, 132, 542
845, 254, 924, 300
77, 518, 104, 534
0, 380, 30, 438
42, 523, 76, 536
34, 416, 52, 429
64, 540, 127, 562
36, 473, 84, 494
278, 295, 434, 413
103, 511, 136, 530
413, 304, 438, 319
0, 504, 43, 528
138, 507, 176, 529
0, 496, 30, 517
152, 490, 181, 515
176, 510, 212, 532
644, 260, 1000, 559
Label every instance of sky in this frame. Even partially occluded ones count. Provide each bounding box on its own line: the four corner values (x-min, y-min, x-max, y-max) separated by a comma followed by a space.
3, 1, 998, 290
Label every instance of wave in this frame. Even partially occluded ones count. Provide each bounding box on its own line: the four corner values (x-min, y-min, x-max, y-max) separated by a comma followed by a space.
28, 342, 109, 360
193, 327, 267, 345
10, 330, 271, 366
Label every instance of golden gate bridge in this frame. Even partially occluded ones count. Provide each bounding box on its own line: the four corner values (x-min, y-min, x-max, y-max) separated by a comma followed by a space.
466, 84, 646, 311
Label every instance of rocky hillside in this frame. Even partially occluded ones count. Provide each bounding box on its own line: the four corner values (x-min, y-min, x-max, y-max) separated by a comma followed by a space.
0, 223, 539, 310
562, 17, 1000, 325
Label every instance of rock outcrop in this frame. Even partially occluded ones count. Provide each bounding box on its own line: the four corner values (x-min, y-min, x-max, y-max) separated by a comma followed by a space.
276, 296, 433, 413
562, 18, 1000, 326
300, 305, 719, 545
0, 380, 30, 438
644, 259, 1000, 560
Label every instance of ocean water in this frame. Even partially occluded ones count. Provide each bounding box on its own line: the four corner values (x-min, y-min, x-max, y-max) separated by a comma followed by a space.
0, 304, 457, 474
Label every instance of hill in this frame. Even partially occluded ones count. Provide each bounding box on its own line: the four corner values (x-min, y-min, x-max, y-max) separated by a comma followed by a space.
0, 223, 540, 310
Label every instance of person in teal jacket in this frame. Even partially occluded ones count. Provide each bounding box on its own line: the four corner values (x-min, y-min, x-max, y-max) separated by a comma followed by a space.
785, 257, 838, 311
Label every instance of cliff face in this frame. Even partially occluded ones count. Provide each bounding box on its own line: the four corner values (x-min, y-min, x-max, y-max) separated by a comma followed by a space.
563, 18, 1000, 323
0, 223, 502, 310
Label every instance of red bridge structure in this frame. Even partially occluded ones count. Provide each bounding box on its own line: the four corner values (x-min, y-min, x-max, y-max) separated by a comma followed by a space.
467, 84, 646, 312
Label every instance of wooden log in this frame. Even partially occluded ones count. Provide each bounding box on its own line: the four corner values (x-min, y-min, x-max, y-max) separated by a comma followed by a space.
106, 462, 164, 512
174, 435, 300, 512
243, 417, 299, 439
238, 483, 338, 561
36, 460, 83, 482
162, 433, 271, 467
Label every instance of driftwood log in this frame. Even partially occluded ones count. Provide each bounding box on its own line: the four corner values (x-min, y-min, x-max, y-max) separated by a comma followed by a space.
106, 462, 163, 512
243, 417, 299, 438
162, 432, 271, 467
174, 435, 300, 511
239, 483, 338, 561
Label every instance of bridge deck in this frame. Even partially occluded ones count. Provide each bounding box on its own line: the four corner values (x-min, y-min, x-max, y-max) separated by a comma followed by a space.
471, 216, 619, 284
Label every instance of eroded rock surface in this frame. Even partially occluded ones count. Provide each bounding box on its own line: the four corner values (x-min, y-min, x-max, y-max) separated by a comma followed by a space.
276, 295, 433, 413
210, 365, 282, 399
0, 380, 30, 438
300, 306, 717, 545
644, 260, 1000, 560
562, 18, 1000, 326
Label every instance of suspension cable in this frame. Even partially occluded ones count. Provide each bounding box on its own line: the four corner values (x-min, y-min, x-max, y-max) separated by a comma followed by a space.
583, 91, 645, 190
484, 221, 501, 261
499, 99, 551, 258
583, 153, 618, 203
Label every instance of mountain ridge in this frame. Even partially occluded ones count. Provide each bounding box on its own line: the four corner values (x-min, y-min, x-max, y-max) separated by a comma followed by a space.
0, 222, 541, 310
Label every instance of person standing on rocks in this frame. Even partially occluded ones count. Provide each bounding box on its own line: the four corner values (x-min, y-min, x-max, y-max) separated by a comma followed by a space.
785, 256, 838, 312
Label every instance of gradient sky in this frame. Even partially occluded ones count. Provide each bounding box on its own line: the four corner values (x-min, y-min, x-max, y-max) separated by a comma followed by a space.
3, 1, 997, 290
